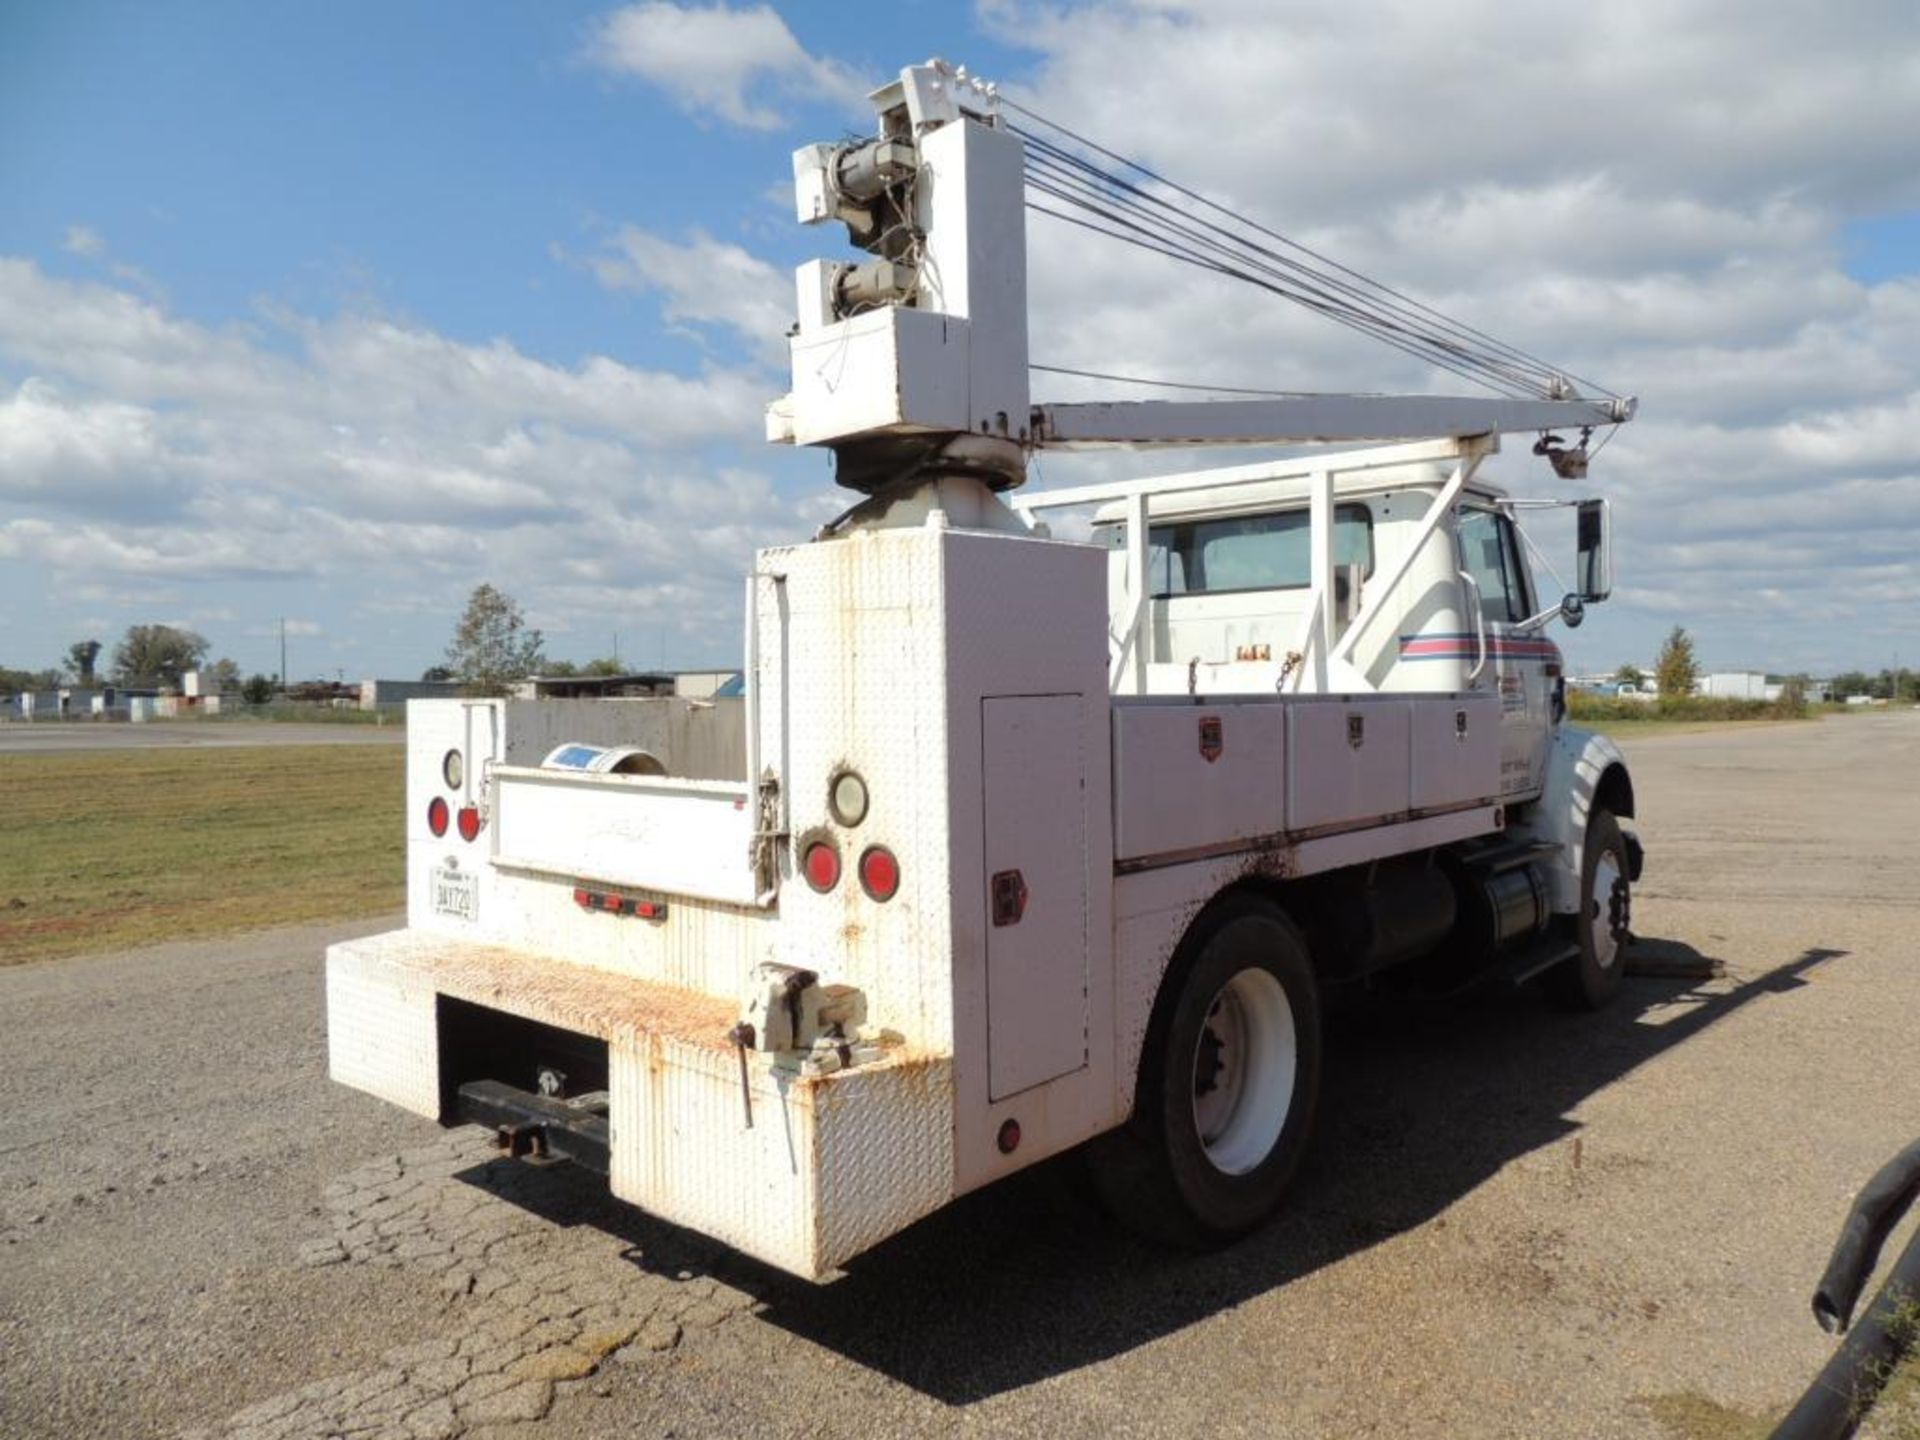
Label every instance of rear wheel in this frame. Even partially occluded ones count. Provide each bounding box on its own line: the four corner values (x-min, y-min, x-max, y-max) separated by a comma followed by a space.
1546, 807, 1631, 1010
1089, 894, 1322, 1246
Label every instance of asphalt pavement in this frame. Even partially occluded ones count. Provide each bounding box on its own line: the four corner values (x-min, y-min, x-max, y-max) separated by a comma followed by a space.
2, 712, 1917, 1440
0, 721, 405, 752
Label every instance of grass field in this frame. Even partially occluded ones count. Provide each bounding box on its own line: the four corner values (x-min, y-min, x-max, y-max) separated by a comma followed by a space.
0, 744, 404, 965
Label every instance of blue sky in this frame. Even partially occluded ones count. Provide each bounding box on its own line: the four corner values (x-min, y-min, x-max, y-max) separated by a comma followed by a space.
3, 1, 1917, 682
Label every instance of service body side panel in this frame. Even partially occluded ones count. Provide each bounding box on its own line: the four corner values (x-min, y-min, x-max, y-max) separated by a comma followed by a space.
1287, 697, 1414, 830
982, 694, 1089, 1100
1111, 700, 1287, 861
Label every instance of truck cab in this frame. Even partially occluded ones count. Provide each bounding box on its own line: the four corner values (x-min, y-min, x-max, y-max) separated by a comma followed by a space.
1083, 454, 1570, 803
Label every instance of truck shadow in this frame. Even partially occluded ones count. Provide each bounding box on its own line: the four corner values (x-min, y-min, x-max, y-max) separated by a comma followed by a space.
456, 941, 1843, 1405
743, 941, 1845, 1404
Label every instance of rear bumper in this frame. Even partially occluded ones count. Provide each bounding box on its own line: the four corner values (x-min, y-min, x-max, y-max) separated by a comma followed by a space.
325, 929, 954, 1279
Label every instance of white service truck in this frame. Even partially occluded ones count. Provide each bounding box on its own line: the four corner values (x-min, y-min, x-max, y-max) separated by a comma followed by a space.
327, 60, 1643, 1280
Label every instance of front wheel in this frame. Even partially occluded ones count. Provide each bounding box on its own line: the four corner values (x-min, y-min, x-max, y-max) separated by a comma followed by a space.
1545, 807, 1632, 1011
1088, 894, 1322, 1247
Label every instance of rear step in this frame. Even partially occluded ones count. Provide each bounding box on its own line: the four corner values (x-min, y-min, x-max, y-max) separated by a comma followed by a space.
456, 1079, 611, 1176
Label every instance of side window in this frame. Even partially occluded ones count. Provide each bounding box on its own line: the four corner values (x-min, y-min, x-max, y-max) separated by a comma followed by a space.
1457, 508, 1526, 624
1100, 505, 1374, 597
1498, 513, 1533, 618
1099, 525, 1187, 594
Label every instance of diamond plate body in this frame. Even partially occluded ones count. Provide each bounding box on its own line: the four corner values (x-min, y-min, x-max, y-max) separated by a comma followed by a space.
327, 929, 952, 1278
330, 524, 1110, 1276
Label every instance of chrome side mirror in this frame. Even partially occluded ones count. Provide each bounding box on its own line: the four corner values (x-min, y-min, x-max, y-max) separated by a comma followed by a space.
1561, 593, 1586, 629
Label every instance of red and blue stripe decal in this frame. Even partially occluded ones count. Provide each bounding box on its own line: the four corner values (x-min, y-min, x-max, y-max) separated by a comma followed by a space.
1399, 633, 1562, 663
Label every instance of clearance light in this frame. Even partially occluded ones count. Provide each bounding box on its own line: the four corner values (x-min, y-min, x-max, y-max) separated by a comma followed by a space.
803, 840, 841, 893
997, 1119, 1021, 1154
427, 796, 450, 837
573, 887, 667, 920
456, 804, 483, 842
858, 845, 900, 902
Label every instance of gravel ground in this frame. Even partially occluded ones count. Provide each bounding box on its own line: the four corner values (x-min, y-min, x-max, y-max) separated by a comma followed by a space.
2, 712, 1916, 1440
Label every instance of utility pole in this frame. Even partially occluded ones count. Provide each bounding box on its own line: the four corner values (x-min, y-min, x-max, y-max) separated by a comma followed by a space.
279, 618, 287, 691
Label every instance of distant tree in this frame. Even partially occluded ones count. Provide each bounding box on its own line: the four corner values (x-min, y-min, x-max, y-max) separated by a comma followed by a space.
1830, 670, 1873, 700
445, 584, 544, 696
1654, 626, 1698, 699
0, 665, 62, 694
241, 673, 275, 706
111, 624, 210, 690
67, 639, 102, 686
420, 665, 454, 682
1613, 663, 1646, 689
206, 657, 242, 692
538, 656, 622, 679
1869, 668, 1918, 703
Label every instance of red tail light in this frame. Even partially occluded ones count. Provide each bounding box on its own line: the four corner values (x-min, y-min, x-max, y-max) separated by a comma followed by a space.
858, 845, 900, 901
456, 804, 482, 842
427, 796, 449, 837
803, 840, 840, 893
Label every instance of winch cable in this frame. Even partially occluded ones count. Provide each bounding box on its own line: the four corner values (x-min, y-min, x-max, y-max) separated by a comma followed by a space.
1012, 107, 1609, 400
1020, 133, 1565, 400
1023, 161, 1545, 400
1025, 139, 1581, 400
1025, 191, 1526, 400
1002, 96, 1621, 406
1022, 142, 1556, 397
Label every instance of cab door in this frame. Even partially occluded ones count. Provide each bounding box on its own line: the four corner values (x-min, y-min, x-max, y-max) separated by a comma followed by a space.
1456, 507, 1553, 799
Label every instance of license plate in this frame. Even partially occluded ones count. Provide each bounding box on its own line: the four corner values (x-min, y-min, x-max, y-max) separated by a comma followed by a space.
432, 865, 477, 922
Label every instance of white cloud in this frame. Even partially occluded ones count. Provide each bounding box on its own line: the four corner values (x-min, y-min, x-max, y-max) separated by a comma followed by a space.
0, 379, 171, 510
583, 2, 860, 130
0, 258, 820, 664
63, 225, 104, 257
977, 0, 1920, 674
579, 226, 790, 359
8, 2, 1917, 678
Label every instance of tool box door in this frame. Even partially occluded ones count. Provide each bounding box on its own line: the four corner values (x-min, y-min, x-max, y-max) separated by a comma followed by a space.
982, 694, 1089, 1101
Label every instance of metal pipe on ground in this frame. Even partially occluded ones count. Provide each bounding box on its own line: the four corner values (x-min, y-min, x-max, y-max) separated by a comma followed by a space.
1772, 1139, 1920, 1440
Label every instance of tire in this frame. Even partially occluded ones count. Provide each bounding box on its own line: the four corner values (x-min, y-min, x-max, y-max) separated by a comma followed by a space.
1087, 893, 1322, 1247
1545, 808, 1632, 1011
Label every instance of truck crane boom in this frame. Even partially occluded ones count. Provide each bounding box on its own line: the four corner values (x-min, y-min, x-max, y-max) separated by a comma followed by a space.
1029, 393, 1636, 449
769, 58, 1634, 495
